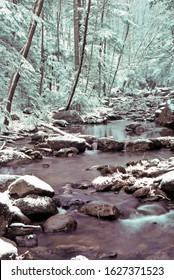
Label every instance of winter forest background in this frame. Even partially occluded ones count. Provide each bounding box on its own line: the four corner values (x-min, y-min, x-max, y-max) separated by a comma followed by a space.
0, 0, 174, 128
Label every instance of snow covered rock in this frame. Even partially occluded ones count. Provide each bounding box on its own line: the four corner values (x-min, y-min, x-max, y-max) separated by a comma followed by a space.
155, 171, 174, 193
52, 110, 84, 124
54, 147, 79, 157
97, 137, 124, 152
13, 195, 58, 219
0, 237, 18, 259
43, 214, 77, 233
78, 204, 120, 220
92, 174, 126, 192
0, 149, 32, 165
8, 175, 54, 198
48, 136, 87, 153
125, 139, 153, 152
0, 174, 19, 193
7, 223, 41, 237
155, 101, 174, 127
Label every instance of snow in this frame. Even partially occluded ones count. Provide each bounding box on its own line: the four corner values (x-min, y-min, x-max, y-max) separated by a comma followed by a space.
0, 238, 18, 258
9, 174, 54, 193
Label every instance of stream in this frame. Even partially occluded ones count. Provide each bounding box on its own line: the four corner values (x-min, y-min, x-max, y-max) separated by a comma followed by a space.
1, 120, 174, 259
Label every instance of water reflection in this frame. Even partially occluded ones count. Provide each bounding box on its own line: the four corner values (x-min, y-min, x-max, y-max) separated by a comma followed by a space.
81, 120, 174, 140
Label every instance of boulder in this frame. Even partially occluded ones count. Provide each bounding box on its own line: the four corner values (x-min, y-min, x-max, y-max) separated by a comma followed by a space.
7, 223, 41, 237
48, 136, 87, 153
43, 214, 77, 233
97, 137, 124, 152
92, 175, 126, 192
125, 139, 153, 152
13, 195, 58, 219
155, 171, 174, 193
52, 110, 84, 124
0, 149, 32, 165
0, 174, 19, 193
0, 202, 13, 236
78, 204, 120, 220
155, 101, 174, 127
0, 237, 18, 259
133, 187, 150, 198
8, 175, 54, 199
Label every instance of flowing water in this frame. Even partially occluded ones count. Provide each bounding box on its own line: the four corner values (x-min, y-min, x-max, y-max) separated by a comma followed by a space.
1, 120, 174, 259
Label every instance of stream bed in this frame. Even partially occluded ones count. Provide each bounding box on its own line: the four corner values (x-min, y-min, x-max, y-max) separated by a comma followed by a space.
1, 120, 174, 259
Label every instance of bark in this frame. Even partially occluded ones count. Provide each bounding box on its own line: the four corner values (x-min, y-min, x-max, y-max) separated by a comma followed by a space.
74, 0, 80, 70
39, 11, 45, 96
4, 0, 44, 126
108, 23, 130, 97
66, 0, 91, 111
57, 0, 62, 60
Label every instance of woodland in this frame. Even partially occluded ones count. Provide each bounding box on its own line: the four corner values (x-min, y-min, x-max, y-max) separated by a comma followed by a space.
0, 0, 174, 128
1, 0, 174, 261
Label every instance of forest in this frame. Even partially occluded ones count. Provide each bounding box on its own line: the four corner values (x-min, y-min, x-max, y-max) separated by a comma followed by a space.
1, 0, 174, 261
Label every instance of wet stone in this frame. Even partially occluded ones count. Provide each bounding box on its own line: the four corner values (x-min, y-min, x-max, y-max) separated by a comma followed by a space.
78, 204, 120, 220
15, 234, 38, 247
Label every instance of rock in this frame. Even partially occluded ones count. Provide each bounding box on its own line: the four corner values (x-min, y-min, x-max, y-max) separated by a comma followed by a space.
125, 139, 153, 152
0, 237, 18, 259
0, 202, 13, 236
8, 175, 54, 199
43, 214, 77, 233
54, 147, 79, 157
60, 197, 87, 209
13, 195, 58, 219
15, 234, 38, 247
92, 176, 116, 191
17, 250, 34, 260
10, 206, 32, 224
53, 119, 69, 127
52, 110, 84, 124
97, 137, 124, 152
155, 101, 174, 127
0, 149, 32, 165
78, 134, 97, 144
97, 165, 126, 176
78, 204, 120, 220
51, 244, 94, 254
133, 187, 150, 198
125, 122, 145, 134
156, 171, 174, 193
48, 136, 87, 153
29, 151, 43, 160
7, 223, 41, 237
0, 174, 19, 193
92, 175, 126, 192
11, 114, 20, 121
30, 131, 48, 143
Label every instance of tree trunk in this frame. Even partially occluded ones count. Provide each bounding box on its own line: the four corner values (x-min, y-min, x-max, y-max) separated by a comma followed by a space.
66, 0, 91, 111
39, 11, 45, 96
108, 23, 130, 97
4, 0, 44, 126
74, 0, 80, 70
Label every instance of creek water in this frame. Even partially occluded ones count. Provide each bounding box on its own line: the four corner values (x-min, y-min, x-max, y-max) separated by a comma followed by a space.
1, 120, 174, 259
